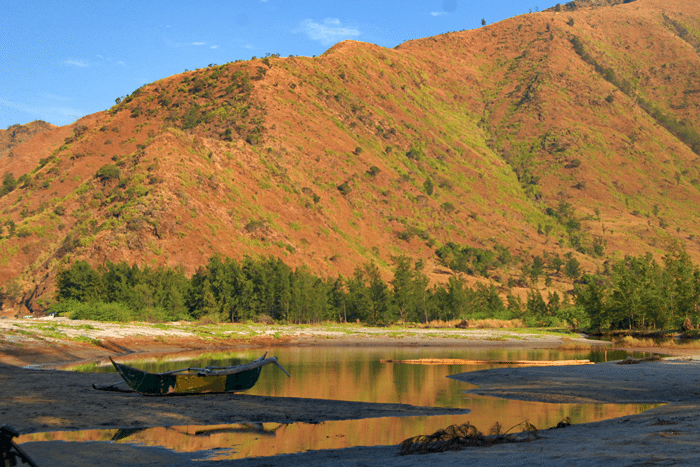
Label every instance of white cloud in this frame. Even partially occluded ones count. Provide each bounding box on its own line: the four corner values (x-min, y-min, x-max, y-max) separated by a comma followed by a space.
64, 59, 89, 68
94, 55, 126, 67
45, 94, 72, 102
430, 11, 448, 16
191, 41, 218, 49
64, 56, 126, 69
297, 18, 360, 45
230, 39, 254, 50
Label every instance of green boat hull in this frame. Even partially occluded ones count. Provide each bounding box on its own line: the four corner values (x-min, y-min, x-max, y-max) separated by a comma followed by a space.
110, 356, 265, 395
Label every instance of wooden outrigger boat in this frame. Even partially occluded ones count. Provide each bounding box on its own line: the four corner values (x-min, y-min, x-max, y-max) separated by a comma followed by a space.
94, 353, 289, 395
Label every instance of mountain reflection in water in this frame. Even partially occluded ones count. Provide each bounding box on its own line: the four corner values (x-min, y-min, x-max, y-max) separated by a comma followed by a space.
23, 346, 656, 460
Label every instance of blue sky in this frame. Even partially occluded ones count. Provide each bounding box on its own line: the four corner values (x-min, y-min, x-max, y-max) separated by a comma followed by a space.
1, 0, 557, 129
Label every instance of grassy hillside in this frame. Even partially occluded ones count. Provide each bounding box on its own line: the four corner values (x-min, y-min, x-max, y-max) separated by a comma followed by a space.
1, 0, 699, 315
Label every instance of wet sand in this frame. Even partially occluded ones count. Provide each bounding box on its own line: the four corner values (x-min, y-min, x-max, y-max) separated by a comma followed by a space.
2, 318, 699, 466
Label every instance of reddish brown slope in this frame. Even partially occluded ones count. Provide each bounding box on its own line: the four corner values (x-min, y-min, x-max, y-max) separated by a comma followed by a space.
1, 0, 699, 314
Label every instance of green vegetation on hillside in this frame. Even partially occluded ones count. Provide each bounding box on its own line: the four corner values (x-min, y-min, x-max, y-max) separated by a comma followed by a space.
570, 35, 700, 154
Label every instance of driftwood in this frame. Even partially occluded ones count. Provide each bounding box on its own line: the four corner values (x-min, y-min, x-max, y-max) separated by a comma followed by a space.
1, 424, 39, 467
400, 417, 574, 456
616, 355, 663, 365
381, 358, 593, 366
399, 420, 540, 455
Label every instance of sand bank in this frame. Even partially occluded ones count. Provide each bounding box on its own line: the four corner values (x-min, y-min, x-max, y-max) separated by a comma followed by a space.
2, 318, 699, 466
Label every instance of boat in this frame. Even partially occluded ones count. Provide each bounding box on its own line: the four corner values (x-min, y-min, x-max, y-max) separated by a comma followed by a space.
94, 353, 289, 395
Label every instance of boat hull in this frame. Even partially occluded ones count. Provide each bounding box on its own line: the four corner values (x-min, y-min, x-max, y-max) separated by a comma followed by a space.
111, 357, 264, 395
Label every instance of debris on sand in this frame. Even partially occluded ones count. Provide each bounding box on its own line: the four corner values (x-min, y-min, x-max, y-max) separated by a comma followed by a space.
399, 420, 540, 455
616, 355, 663, 365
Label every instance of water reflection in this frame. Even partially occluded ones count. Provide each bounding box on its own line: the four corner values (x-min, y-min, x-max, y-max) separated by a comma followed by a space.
19, 403, 656, 461
34, 346, 657, 460
78, 346, 650, 407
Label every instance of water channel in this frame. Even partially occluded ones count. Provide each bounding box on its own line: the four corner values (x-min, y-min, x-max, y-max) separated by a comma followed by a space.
18, 346, 657, 461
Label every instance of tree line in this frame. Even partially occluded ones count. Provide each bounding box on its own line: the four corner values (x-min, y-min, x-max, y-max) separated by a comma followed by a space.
575, 249, 700, 332
51, 255, 569, 326
49, 248, 700, 332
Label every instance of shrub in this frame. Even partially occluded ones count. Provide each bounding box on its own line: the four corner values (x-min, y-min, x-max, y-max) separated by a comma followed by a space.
442, 202, 456, 212
0, 173, 17, 197
73, 125, 88, 138
367, 166, 381, 177
337, 182, 352, 195
96, 164, 121, 181
564, 257, 581, 279
221, 128, 233, 141
58, 300, 134, 322
245, 132, 262, 146
244, 220, 266, 233
406, 148, 422, 160
181, 105, 200, 129
18, 174, 32, 188
423, 177, 434, 196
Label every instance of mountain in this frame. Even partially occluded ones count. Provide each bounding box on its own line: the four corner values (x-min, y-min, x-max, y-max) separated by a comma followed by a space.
0, 120, 60, 160
1, 0, 699, 315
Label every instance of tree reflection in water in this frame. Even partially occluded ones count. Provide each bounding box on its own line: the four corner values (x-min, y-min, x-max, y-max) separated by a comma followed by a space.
34, 346, 656, 460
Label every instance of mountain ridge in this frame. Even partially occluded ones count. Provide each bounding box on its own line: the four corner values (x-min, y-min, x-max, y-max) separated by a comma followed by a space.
1, 0, 699, 315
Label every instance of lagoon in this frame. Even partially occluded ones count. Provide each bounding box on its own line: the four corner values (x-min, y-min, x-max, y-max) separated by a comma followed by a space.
21, 345, 658, 460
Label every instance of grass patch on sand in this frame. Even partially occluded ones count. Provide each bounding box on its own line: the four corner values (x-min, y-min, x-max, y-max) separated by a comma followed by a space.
613, 335, 700, 349
27, 326, 67, 340
70, 335, 101, 345
453, 319, 526, 329
505, 328, 581, 338
554, 337, 593, 351
70, 362, 103, 372
6, 320, 583, 344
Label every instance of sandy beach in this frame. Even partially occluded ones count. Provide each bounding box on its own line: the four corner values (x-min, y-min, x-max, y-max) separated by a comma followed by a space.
2, 317, 700, 466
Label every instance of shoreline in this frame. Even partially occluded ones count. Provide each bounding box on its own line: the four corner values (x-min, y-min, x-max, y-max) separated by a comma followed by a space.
0, 316, 605, 368
3, 318, 700, 466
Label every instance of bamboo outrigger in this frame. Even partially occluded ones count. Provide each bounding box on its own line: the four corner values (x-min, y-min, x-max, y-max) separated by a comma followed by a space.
94, 353, 290, 395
